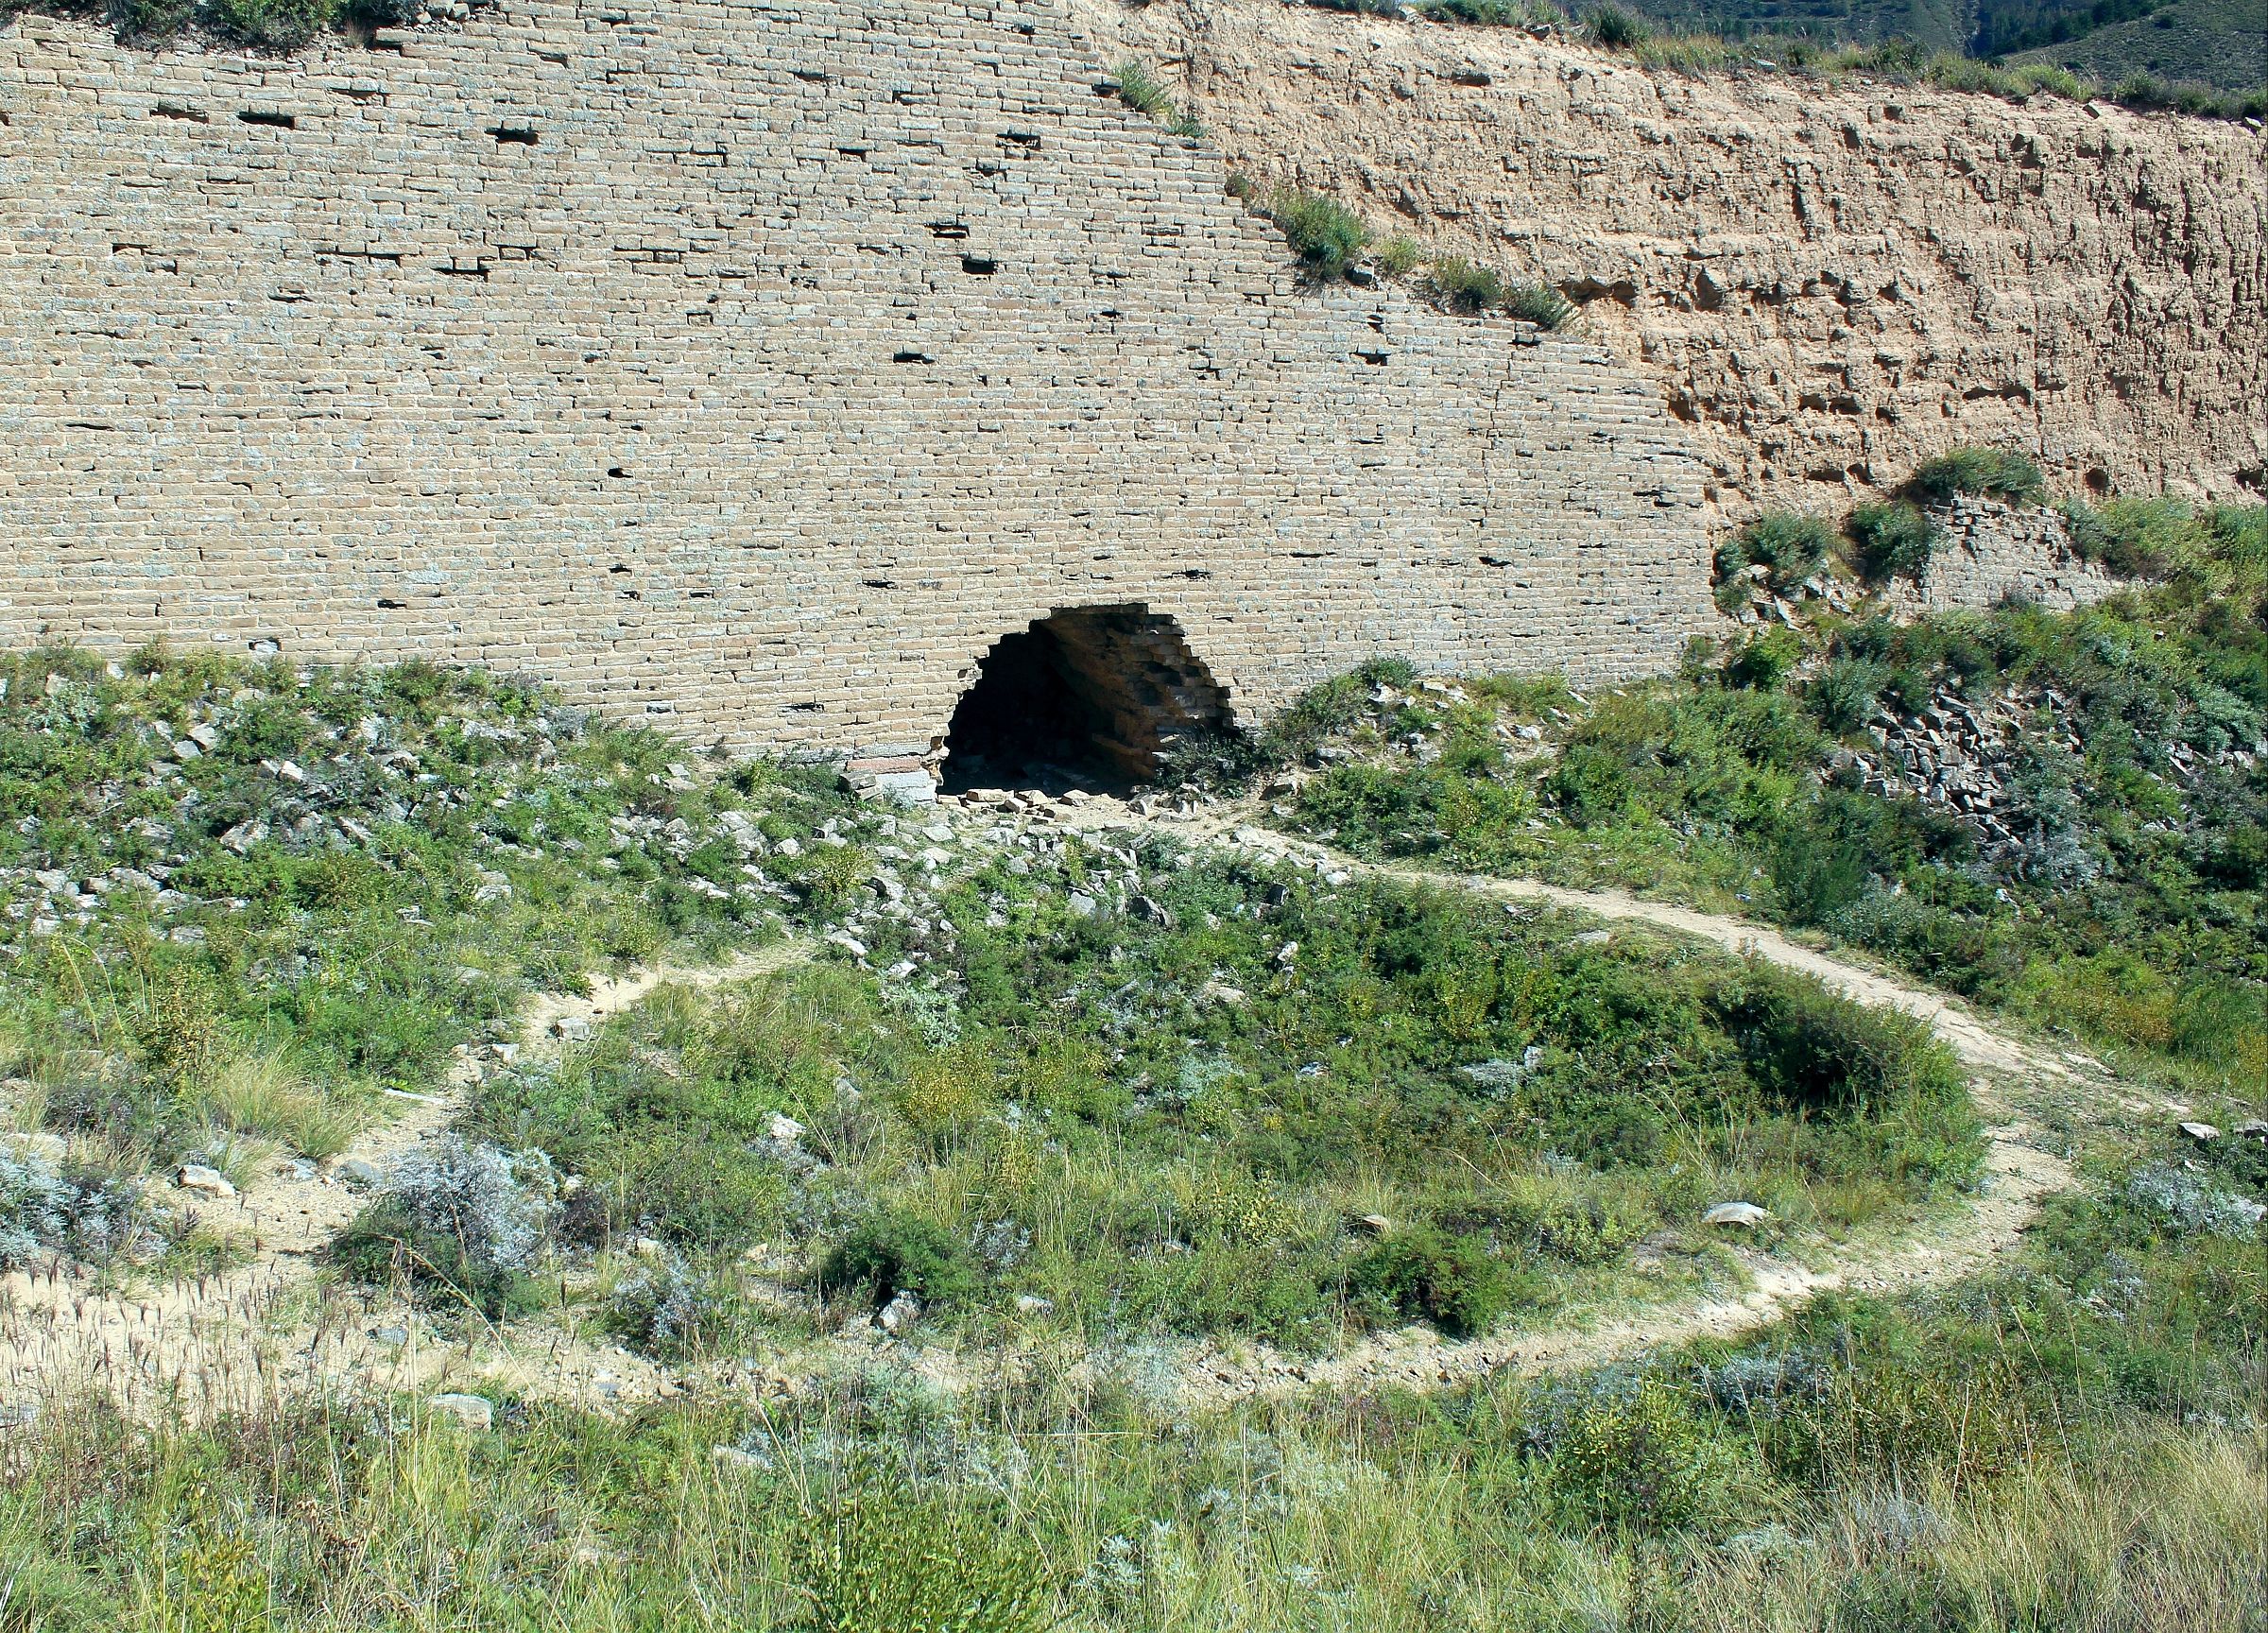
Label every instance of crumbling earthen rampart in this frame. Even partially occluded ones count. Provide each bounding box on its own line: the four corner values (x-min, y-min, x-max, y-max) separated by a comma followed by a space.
0, 0, 1715, 759
1075, 0, 2268, 515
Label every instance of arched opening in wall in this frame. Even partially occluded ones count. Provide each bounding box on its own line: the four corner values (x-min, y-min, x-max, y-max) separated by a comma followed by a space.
940, 606, 1234, 795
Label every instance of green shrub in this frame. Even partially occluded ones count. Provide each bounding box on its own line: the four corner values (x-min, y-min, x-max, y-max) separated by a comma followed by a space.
1112, 60, 1173, 118
1112, 60, 1206, 140
1717, 512, 1834, 597
1423, 256, 1506, 313
1347, 1226, 1512, 1337
1373, 235, 1424, 277
791, 1475, 1051, 1633
1847, 500, 1939, 581
1589, 4, 1649, 46
1541, 742, 1636, 826
1547, 1377, 1732, 1533
330, 1199, 542, 1320
817, 1210, 975, 1310
1808, 657, 1887, 734
1907, 446, 2046, 508
1267, 190, 1372, 280
1723, 627, 1804, 691
1503, 284, 1573, 329
206, 0, 337, 48
110, 0, 196, 40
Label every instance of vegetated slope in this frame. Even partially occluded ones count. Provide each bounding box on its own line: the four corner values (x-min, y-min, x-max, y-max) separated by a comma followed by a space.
1608, 0, 2265, 92
0, 647, 872, 1274
1074, 0, 2268, 516
1610, 0, 1970, 49
1262, 490, 2268, 1094
0, 647, 2260, 1629
2006, 0, 2268, 92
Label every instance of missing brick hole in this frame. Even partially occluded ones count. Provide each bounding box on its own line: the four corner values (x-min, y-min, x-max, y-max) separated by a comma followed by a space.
376, 597, 407, 609
942, 605, 1235, 795
607, 467, 631, 478
864, 578, 897, 589
238, 111, 296, 129
785, 701, 824, 713
151, 102, 209, 123
961, 255, 999, 276
1178, 569, 1212, 579
490, 126, 539, 145
1479, 556, 1511, 568
892, 351, 933, 365
609, 563, 632, 574
927, 221, 971, 240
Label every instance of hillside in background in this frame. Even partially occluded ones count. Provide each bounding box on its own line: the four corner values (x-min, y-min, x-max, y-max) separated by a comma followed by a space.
2004, 0, 2268, 94
1606, 0, 2267, 93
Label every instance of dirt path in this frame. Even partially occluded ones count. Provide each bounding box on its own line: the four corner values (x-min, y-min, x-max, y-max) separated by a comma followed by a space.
0, 937, 814, 1420
1022, 799, 2100, 1400
6, 802, 2115, 1420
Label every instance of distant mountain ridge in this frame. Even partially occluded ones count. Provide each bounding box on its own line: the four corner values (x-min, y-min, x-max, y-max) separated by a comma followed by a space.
1607, 0, 2267, 92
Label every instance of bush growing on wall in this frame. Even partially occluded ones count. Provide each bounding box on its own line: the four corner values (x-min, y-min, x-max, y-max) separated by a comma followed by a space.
1504, 284, 1574, 329
1267, 190, 1373, 279
1714, 512, 1834, 608
1906, 447, 2047, 508
1423, 256, 1508, 312
1847, 500, 1941, 581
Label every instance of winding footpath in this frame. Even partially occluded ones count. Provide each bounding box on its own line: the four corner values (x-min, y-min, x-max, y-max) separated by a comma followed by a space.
3, 804, 2113, 1420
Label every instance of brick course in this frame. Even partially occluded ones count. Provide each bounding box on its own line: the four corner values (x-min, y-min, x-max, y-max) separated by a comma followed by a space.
0, 0, 1716, 755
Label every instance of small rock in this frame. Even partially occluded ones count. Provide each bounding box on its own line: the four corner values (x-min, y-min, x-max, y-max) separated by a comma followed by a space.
2179, 1122, 2221, 1143
1353, 1213, 1392, 1235
552, 1015, 594, 1042
1128, 893, 1174, 927
4, 1131, 67, 1164
1066, 891, 1098, 918
767, 1112, 805, 1144
429, 1393, 494, 1431
372, 1324, 410, 1347
278, 1157, 318, 1181
1014, 1294, 1055, 1316
877, 1289, 922, 1335
329, 1157, 384, 1189
1703, 1201, 1772, 1228
627, 1235, 666, 1260
2234, 1120, 2268, 1141
176, 1163, 236, 1199
713, 1443, 768, 1470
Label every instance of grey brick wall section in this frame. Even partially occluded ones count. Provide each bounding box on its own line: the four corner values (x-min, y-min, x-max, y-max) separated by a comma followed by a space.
0, 0, 1718, 757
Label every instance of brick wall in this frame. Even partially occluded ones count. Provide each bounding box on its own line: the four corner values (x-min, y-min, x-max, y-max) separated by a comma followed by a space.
0, 0, 1716, 756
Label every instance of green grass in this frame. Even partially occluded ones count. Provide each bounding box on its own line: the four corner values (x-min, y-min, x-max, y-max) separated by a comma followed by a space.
1264, 189, 1373, 280
1, 1114, 2256, 1630
0, 645, 867, 1271
454, 845, 1979, 1354
1270, 495, 2268, 1097
0, 639, 2259, 1629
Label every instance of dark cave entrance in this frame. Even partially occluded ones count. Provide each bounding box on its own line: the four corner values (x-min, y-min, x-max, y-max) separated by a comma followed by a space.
939, 605, 1235, 794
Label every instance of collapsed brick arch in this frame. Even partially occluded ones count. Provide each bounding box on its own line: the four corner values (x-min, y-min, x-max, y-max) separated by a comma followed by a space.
940, 605, 1234, 793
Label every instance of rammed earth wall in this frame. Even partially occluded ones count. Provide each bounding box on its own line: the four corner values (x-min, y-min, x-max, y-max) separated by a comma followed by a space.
0, 0, 1715, 757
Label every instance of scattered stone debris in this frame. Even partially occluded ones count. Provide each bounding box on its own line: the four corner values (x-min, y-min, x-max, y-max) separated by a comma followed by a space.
176, 1163, 236, 1199
429, 1393, 495, 1431
1703, 1201, 1772, 1228
877, 1290, 922, 1336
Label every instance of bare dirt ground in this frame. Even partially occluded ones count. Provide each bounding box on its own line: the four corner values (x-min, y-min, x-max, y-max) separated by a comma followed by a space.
3, 807, 2115, 1420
